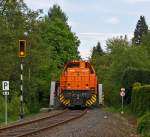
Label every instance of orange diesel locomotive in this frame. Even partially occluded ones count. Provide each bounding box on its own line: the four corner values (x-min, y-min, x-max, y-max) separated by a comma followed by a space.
59, 60, 97, 107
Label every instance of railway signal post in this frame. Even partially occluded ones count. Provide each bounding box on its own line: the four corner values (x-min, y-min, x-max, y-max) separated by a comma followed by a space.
19, 40, 26, 119
2, 81, 9, 125
120, 88, 125, 114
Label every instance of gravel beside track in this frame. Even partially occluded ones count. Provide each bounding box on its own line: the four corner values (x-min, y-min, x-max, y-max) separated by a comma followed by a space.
34, 108, 139, 137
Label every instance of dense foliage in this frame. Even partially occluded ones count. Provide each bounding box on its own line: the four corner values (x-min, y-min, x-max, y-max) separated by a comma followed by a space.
122, 68, 150, 103
131, 83, 150, 115
91, 15, 150, 135
0, 0, 79, 122
91, 35, 150, 105
137, 112, 150, 137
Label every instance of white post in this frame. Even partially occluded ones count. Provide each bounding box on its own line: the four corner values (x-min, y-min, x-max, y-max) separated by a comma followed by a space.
5, 93, 7, 125
49, 81, 56, 107
2, 81, 9, 125
98, 84, 103, 105
20, 60, 24, 119
121, 96, 124, 114
120, 88, 125, 114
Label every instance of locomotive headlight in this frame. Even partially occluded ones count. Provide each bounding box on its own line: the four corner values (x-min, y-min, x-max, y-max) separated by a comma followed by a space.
67, 83, 71, 88
86, 84, 89, 88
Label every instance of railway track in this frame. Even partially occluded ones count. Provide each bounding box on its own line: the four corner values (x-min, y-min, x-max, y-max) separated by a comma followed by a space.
0, 109, 87, 137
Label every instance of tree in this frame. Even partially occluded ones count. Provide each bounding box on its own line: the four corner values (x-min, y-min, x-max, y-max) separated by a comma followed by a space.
0, 2, 80, 119
106, 35, 129, 54
48, 4, 68, 23
40, 4, 80, 79
141, 32, 150, 50
91, 41, 104, 61
92, 42, 103, 56
0, 0, 45, 114
132, 16, 148, 45
91, 36, 150, 105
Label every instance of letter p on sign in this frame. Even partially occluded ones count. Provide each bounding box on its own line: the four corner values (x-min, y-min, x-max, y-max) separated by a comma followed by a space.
2, 81, 9, 91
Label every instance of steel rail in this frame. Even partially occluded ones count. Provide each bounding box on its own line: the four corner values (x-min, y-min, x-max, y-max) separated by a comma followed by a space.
0, 109, 68, 133
16, 109, 87, 137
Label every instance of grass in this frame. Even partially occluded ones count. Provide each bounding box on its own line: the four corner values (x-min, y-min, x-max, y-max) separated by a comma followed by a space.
104, 106, 121, 113
104, 105, 138, 126
137, 112, 150, 137
104, 105, 150, 137
104, 105, 132, 114
0, 112, 19, 126
0, 112, 37, 127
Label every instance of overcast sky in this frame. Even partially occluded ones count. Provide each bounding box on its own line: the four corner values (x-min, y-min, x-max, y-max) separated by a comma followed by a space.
24, 0, 150, 59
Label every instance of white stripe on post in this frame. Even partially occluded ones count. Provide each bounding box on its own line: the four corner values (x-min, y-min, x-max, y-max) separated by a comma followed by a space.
21, 64, 23, 71
20, 95, 23, 101
20, 74, 23, 80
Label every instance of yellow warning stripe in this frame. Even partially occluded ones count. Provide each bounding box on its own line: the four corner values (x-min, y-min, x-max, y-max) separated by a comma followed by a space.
64, 100, 69, 105
60, 95, 71, 105
92, 99, 96, 103
65, 100, 69, 105
89, 100, 93, 104
60, 95, 64, 98
60, 98, 65, 100
85, 94, 97, 106
91, 98, 96, 103
59, 94, 63, 98
85, 103, 88, 106
90, 100, 94, 104
93, 95, 96, 98
63, 101, 67, 105
60, 98, 65, 102
65, 100, 70, 105
87, 100, 92, 105
91, 96, 96, 101
86, 101, 90, 105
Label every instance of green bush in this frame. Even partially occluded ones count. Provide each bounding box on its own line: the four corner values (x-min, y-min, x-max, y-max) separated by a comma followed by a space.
131, 84, 150, 115
0, 97, 5, 123
0, 96, 5, 112
137, 113, 150, 137
0, 96, 29, 123
122, 67, 150, 103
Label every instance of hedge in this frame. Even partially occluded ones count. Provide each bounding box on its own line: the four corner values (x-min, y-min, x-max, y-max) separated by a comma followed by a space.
122, 67, 150, 103
137, 112, 150, 137
131, 84, 150, 115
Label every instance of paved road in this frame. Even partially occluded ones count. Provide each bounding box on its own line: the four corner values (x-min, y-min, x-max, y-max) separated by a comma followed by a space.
33, 108, 139, 137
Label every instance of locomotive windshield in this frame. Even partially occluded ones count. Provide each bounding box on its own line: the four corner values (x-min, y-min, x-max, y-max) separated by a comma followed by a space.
67, 62, 80, 68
